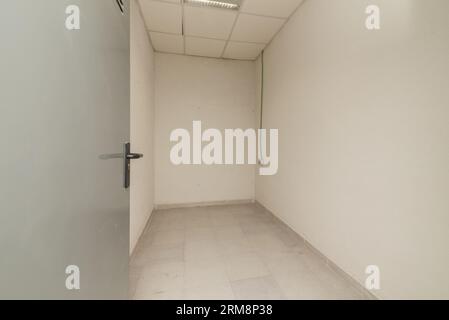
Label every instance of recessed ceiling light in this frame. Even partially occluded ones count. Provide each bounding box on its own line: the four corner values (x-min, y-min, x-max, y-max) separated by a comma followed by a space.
184, 0, 241, 11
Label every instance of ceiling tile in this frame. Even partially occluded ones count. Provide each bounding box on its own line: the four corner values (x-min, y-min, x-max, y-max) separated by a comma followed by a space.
139, 0, 183, 34
230, 14, 285, 44
184, 6, 237, 40
241, 0, 304, 18
185, 37, 226, 58
223, 42, 266, 60
150, 32, 184, 54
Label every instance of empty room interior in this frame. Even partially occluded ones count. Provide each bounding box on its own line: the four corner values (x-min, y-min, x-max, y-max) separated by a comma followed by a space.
129, 0, 449, 300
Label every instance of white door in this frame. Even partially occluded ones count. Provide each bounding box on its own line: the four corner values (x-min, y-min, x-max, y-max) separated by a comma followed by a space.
0, 0, 133, 299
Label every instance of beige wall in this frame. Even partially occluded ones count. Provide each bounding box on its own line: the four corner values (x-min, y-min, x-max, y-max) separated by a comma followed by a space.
154, 53, 257, 206
256, 0, 449, 299
130, 0, 155, 253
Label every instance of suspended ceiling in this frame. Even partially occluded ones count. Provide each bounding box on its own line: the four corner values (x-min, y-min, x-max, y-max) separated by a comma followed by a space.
138, 0, 305, 60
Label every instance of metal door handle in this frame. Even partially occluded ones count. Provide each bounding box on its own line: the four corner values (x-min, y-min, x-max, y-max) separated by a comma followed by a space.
126, 153, 143, 160
124, 142, 143, 189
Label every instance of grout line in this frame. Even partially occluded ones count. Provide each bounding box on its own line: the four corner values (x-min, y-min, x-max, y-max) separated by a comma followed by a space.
146, 30, 183, 36
149, 30, 266, 46
154, 50, 256, 62
222, 38, 266, 45
239, 12, 290, 20
219, 0, 244, 58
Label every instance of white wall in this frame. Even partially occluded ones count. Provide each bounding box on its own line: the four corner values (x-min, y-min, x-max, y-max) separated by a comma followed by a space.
256, 0, 449, 299
130, 0, 155, 253
155, 54, 256, 206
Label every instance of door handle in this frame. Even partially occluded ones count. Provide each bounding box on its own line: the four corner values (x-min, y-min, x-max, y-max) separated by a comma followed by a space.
124, 142, 143, 189
126, 153, 143, 160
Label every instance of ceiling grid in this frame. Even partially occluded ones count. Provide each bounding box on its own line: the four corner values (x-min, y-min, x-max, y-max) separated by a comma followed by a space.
139, 0, 305, 60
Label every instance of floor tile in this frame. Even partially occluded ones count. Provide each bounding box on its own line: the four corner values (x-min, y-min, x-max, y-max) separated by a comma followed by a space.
272, 224, 305, 247
224, 253, 270, 281
150, 212, 186, 231
231, 276, 285, 300
133, 261, 185, 299
130, 243, 184, 266
240, 221, 277, 235
131, 204, 367, 300
247, 233, 300, 257
129, 275, 140, 299
207, 205, 237, 215
184, 282, 235, 300
185, 239, 221, 261
151, 229, 185, 246
135, 289, 184, 300
129, 265, 144, 279
273, 270, 337, 300
185, 227, 216, 243
217, 237, 254, 256
184, 211, 213, 229
215, 225, 246, 242
262, 252, 310, 275
210, 213, 240, 227
184, 257, 228, 288
230, 204, 258, 215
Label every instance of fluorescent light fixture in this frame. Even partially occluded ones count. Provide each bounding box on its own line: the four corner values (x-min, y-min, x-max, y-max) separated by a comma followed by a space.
184, 0, 241, 10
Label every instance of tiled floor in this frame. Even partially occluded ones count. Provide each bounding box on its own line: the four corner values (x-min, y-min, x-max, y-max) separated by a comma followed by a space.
129, 204, 367, 300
